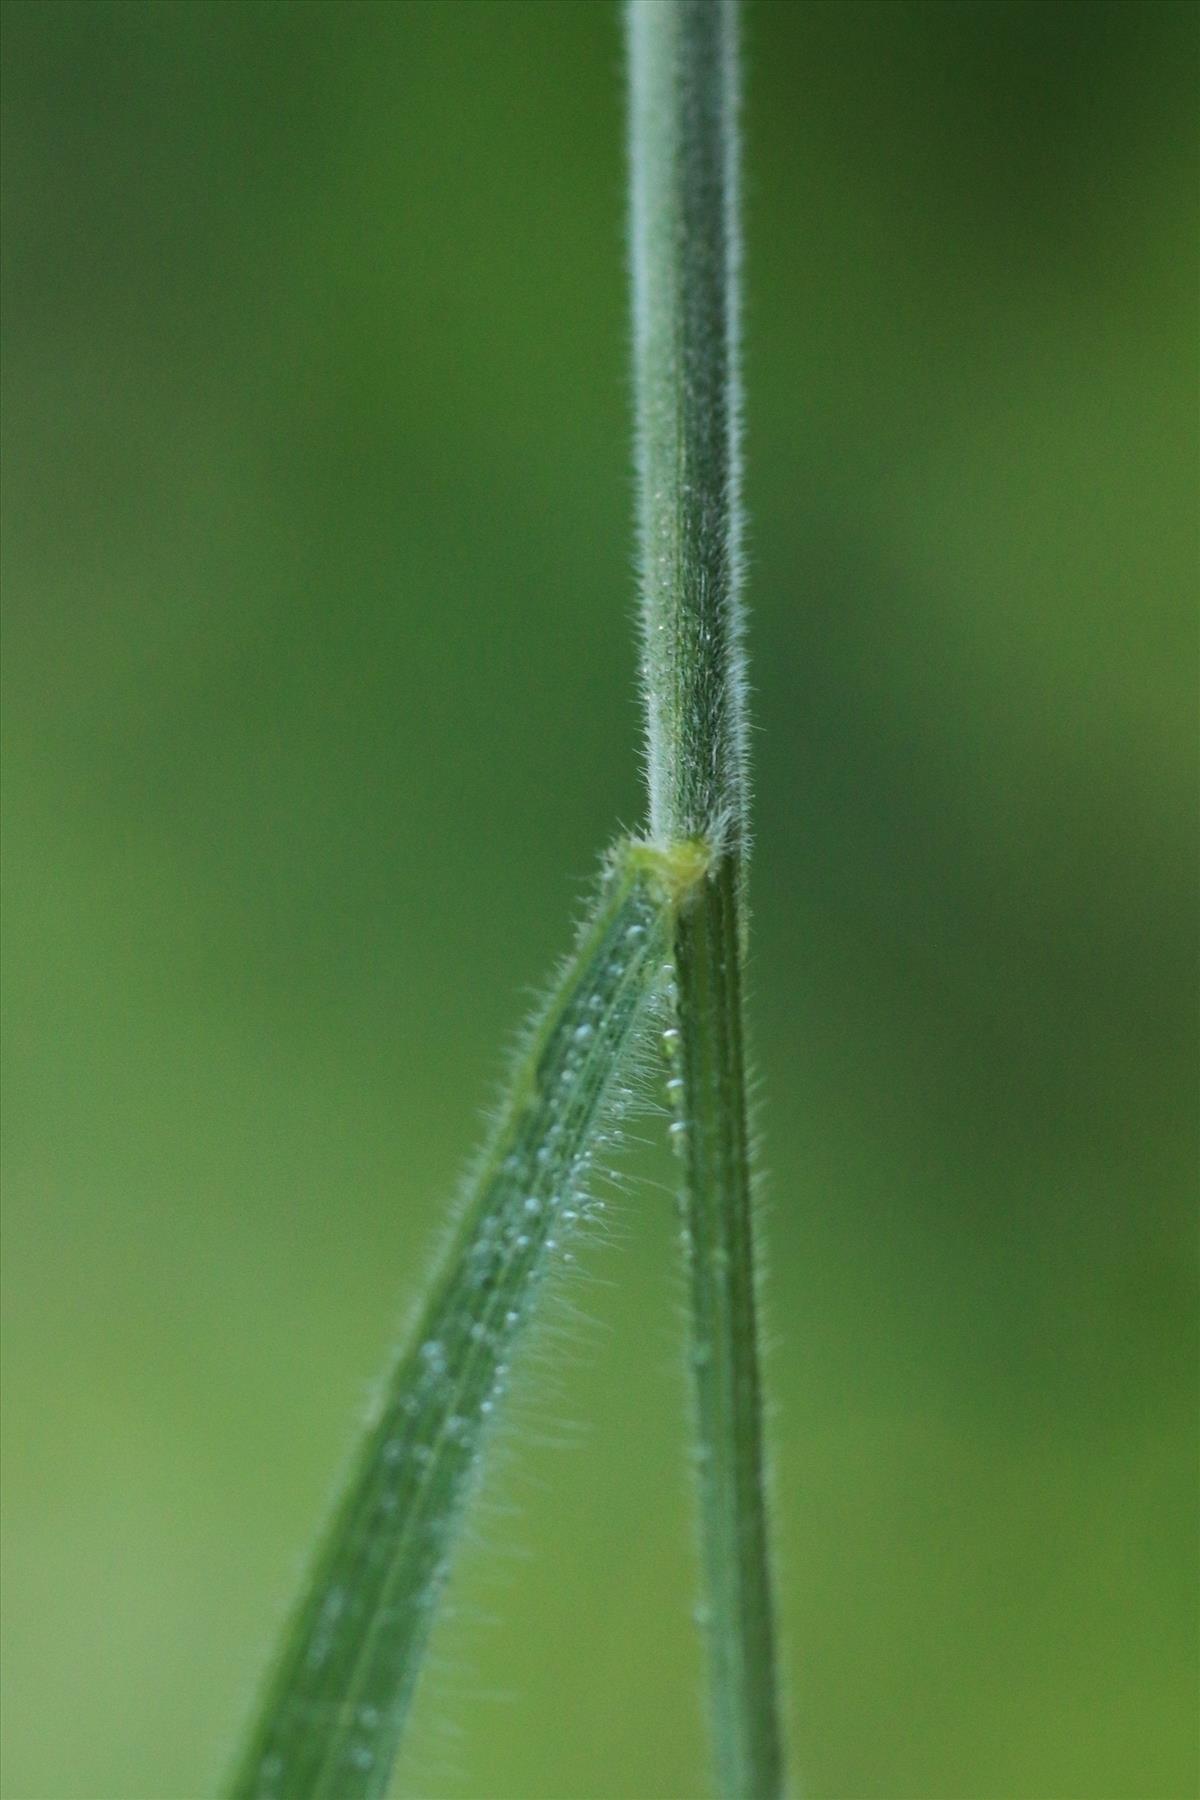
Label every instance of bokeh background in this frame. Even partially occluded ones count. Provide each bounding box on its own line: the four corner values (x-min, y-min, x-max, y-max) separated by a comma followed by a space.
2, 2, 1196, 1796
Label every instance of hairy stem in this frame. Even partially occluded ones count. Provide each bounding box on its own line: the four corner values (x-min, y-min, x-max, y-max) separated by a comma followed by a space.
629, 0, 746, 854
628, 2, 785, 1795
229, 841, 702, 1800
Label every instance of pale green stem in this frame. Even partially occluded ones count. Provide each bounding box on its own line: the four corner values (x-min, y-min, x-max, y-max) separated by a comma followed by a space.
628, 2, 786, 1795
229, 841, 702, 1800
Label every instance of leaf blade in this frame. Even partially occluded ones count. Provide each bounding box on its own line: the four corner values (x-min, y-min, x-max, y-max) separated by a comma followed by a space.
229, 843, 685, 1800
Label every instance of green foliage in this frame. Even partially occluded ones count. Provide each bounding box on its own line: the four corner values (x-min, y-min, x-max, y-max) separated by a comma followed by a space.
230, 4, 784, 1795
228, 843, 702, 1799
669, 860, 782, 1799
628, 0, 747, 856
628, 5, 784, 1794
7, 4, 1193, 1799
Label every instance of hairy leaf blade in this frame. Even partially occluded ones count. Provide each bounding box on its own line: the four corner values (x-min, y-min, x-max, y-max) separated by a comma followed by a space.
230, 844, 684, 1800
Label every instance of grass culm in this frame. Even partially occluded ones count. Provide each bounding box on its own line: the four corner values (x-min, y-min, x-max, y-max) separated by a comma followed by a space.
228, 4, 784, 1796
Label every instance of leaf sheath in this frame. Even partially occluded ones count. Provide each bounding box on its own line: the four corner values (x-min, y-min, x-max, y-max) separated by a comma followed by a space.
628, 0, 747, 855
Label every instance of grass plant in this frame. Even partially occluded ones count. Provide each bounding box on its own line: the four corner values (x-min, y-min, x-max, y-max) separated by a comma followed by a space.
230, 2, 783, 1795
628, 3, 785, 1793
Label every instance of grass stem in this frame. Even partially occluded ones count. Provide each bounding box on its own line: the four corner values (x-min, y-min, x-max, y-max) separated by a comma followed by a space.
628, 3, 786, 1794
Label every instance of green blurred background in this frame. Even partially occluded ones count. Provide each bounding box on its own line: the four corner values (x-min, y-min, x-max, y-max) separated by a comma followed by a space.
2, 2, 1196, 1796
